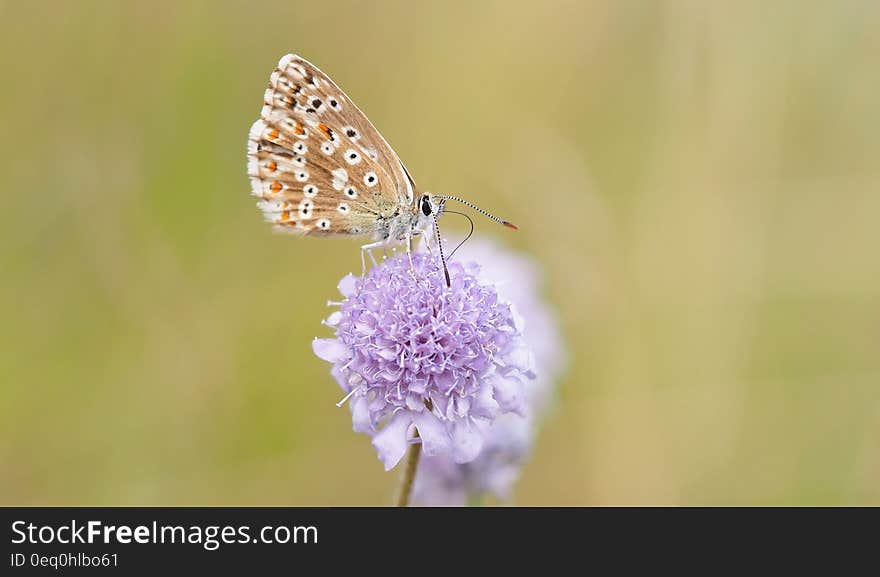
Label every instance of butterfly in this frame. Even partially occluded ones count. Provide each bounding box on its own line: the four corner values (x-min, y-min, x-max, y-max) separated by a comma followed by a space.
246, 54, 516, 284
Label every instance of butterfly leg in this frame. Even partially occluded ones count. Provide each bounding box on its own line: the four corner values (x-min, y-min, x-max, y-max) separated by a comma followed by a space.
415, 228, 433, 258
360, 240, 385, 278
405, 233, 415, 273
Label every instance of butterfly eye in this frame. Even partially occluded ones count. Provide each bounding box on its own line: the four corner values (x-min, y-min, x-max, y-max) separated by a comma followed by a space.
421, 197, 432, 216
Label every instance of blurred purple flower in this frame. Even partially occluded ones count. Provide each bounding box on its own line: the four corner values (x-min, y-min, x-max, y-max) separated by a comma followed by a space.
313, 251, 535, 471
411, 238, 566, 505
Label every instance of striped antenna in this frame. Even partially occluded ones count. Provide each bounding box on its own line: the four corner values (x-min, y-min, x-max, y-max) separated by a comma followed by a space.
433, 213, 451, 287
433, 195, 518, 230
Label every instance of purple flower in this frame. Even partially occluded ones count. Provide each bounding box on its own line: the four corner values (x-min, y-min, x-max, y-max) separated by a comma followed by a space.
411, 238, 566, 505
313, 251, 535, 471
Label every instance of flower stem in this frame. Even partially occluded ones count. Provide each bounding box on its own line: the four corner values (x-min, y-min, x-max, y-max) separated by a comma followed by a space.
395, 434, 422, 507
467, 492, 486, 507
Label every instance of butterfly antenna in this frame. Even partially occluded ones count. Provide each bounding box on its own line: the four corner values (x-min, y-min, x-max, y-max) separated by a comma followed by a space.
433, 213, 452, 287
433, 195, 518, 230
442, 209, 475, 259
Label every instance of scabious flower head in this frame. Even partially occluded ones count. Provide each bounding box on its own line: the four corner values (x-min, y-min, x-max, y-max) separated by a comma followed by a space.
313, 251, 535, 470
411, 238, 566, 505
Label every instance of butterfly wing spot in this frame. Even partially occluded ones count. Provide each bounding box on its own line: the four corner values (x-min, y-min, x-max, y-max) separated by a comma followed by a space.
317, 219, 331, 230
257, 140, 292, 157
295, 170, 309, 182
338, 203, 350, 214
344, 149, 361, 165
328, 97, 342, 111
303, 184, 319, 198
363, 172, 378, 187
257, 200, 303, 226
275, 116, 308, 140
281, 117, 298, 132
299, 199, 314, 219
256, 199, 287, 212
318, 123, 335, 140
321, 142, 335, 155
342, 126, 360, 141
265, 88, 296, 110
275, 221, 304, 234
344, 186, 358, 199
293, 142, 307, 154
270, 70, 303, 97
332, 168, 348, 191
258, 181, 280, 197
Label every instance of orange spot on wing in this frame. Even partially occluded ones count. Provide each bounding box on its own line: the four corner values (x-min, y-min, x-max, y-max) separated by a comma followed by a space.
266, 161, 277, 172
270, 181, 282, 193
281, 210, 291, 221
268, 128, 279, 139
318, 123, 333, 139
294, 122, 305, 136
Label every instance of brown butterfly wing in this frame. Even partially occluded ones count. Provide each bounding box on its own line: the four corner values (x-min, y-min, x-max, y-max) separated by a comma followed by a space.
247, 54, 414, 237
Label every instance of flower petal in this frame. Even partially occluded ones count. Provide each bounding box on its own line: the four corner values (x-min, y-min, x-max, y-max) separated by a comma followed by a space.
451, 419, 485, 463
372, 412, 412, 470
312, 338, 350, 363
493, 374, 525, 415
324, 311, 343, 327
350, 395, 373, 434
471, 382, 500, 419
337, 273, 359, 297
505, 342, 534, 375
413, 412, 451, 457
330, 365, 347, 390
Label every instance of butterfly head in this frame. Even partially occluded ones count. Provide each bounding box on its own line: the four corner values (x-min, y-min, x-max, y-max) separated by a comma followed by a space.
415, 193, 444, 233
415, 191, 517, 287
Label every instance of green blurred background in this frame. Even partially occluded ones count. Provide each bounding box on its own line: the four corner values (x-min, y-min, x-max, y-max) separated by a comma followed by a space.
1, 1, 878, 505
